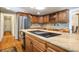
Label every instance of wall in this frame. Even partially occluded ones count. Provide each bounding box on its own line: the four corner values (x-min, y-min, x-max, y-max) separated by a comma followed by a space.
4, 16, 12, 31
30, 23, 69, 29
14, 14, 18, 39
69, 8, 79, 33
0, 13, 4, 41
72, 14, 78, 26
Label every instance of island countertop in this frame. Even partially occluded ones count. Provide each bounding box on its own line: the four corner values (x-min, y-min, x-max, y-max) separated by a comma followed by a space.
20, 29, 79, 52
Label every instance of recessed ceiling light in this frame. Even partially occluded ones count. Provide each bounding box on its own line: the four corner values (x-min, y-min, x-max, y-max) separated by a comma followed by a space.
37, 11, 40, 15
35, 7, 45, 10
30, 7, 46, 10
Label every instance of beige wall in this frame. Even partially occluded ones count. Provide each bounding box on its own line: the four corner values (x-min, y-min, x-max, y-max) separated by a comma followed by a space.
72, 15, 78, 26
4, 16, 12, 31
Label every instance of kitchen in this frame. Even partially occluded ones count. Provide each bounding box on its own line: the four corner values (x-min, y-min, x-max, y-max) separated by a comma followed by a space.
0, 7, 79, 52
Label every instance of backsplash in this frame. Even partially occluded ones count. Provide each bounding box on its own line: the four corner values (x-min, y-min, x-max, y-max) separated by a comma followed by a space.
30, 23, 69, 29
52, 23, 69, 29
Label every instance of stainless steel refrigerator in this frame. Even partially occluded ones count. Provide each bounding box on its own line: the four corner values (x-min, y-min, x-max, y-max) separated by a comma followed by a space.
18, 16, 31, 50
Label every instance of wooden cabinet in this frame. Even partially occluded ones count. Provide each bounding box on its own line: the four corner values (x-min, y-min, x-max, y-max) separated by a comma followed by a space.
25, 35, 32, 52
63, 10, 69, 23
25, 33, 68, 52
49, 13, 58, 23
39, 16, 44, 23
43, 15, 49, 23
31, 15, 49, 24
25, 34, 46, 52
58, 12, 63, 23
31, 37, 46, 52
31, 16, 39, 23
58, 10, 69, 23
38, 15, 49, 23
49, 10, 69, 23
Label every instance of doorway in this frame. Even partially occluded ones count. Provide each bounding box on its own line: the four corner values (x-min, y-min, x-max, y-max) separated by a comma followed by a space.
72, 14, 79, 33
4, 16, 12, 35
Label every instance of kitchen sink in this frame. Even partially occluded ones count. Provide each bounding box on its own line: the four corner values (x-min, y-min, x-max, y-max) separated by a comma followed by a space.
29, 30, 61, 38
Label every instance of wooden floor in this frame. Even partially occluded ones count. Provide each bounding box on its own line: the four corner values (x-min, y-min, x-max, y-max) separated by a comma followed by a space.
4, 32, 12, 36
0, 32, 23, 52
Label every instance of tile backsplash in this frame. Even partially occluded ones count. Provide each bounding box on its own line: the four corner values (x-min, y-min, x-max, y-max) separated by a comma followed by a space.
30, 23, 69, 29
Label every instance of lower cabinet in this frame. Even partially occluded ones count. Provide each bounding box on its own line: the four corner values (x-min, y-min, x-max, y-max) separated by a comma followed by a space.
25, 36, 32, 52
31, 37, 46, 52
26, 35, 46, 52
26, 34, 67, 52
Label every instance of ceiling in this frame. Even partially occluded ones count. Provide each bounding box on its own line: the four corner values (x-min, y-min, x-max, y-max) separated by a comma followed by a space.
0, 7, 16, 14
3, 7, 76, 15
21, 7, 70, 15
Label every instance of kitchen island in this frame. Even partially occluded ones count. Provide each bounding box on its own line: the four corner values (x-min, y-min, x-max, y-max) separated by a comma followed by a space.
20, 29, 79, 52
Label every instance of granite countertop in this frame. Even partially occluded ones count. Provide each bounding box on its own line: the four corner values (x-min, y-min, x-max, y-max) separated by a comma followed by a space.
20, 29, 79, 52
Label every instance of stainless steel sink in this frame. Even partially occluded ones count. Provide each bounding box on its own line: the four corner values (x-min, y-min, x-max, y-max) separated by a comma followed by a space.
29, 30, 61, 38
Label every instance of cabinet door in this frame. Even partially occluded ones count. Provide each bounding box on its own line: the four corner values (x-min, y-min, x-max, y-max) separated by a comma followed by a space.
63, 10, 69, 23
46, 15, 49, 23
43, 16, 46, 23
39, 16, 44, 23
31, 16, 38, 23
41, 16, 49, 23
54, 13, 58, 23
25, 36, 32, 52
31, 38, 46, 52
49, 14, 58, 23
58, 12, 63, 23
58, 10, 69, 23
49, 15, 54, 23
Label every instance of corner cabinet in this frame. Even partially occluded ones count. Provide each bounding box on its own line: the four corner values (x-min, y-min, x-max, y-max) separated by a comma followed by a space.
25, 34, 68, 52
49, 13, 58, 23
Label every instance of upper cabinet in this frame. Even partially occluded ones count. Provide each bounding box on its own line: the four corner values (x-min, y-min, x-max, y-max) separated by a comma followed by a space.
58, 10, 69, 23
31, 15, 49, 24
43, 15, 49, 23
31, 16, 39, 23
49, 13, 58, 23
25, 9, 69, 24
38, 15, 49, 23
39, 16, 44, 23
49, 10, 69, 23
